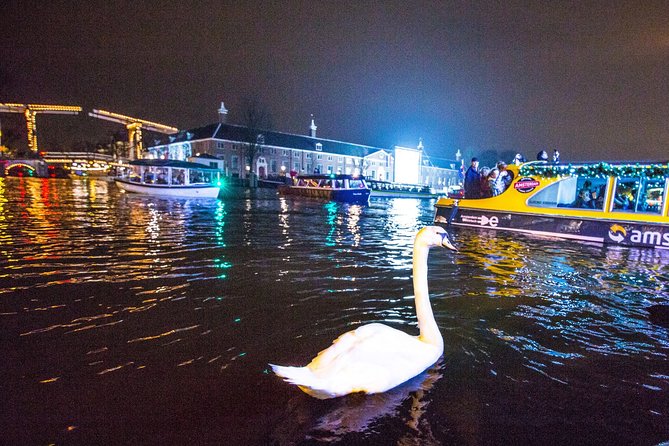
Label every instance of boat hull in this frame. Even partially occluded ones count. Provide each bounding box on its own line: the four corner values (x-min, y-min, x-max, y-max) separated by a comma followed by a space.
278, 185, 370, 204
370, 189, 439, 199
115, 179, 220, 198
434, 205, 669, 249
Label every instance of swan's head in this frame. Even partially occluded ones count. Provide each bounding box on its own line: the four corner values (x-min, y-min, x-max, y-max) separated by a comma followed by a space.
416, 226, 458, 251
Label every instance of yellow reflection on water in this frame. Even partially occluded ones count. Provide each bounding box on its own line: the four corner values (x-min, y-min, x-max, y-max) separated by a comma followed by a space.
459, 230, 531, 297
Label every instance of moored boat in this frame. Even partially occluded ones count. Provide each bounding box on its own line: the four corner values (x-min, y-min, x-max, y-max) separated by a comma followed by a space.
434, 161, 669, 249
114, 159, 221, 198
367, 179, 441, 199
278, 174, 370, 204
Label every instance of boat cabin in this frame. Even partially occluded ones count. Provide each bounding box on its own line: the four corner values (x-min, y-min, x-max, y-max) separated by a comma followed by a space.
290, 174, 367, 190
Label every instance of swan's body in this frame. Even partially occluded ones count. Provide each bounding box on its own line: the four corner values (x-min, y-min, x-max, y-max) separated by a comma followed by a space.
271, 226, 457, 399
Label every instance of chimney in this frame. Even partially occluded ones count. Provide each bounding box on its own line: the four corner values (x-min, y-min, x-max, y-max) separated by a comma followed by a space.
218, 102, 228, 123
309, 115, 317, 138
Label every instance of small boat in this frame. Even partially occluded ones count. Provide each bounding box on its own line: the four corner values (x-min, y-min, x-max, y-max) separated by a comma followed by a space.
114, 159, 221, 198
434, 161, 669, 249
278, 174, 370, 204
367, 179, 441, 199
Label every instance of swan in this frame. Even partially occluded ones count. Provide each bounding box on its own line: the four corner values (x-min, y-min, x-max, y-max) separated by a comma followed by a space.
270, 226, 457, 399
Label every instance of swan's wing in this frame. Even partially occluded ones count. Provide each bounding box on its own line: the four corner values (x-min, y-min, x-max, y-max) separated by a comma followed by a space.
308, 323, 403, 371
307, 323, 440, 393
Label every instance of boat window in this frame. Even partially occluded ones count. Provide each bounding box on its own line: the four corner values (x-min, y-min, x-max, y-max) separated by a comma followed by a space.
349, 179, 366, 189
190, 170, 207, 184
613, 177, 664, 214
156, 168, 168, 184
527, 176, 608, 210
172, 169, 185, 185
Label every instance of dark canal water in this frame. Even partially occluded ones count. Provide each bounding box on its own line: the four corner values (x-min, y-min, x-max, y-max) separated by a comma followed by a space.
1, 177, 668, 445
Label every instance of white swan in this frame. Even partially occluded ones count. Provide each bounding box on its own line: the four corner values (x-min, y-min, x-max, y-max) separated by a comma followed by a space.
270, 226, 457, 399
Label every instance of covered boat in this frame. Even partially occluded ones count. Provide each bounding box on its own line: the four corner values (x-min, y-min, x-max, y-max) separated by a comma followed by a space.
366, 179, 441, 199
114, 159, 221, 198
278, 174, 370, 204
434, 161, 669, 249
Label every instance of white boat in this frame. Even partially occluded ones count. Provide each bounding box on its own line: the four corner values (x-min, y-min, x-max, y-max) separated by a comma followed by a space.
114, 159, 221, 198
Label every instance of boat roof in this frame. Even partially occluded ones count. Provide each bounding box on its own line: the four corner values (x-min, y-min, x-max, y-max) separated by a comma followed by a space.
519, 161, 669, 178
294, 174, 365, 180
129, 159, 218, 170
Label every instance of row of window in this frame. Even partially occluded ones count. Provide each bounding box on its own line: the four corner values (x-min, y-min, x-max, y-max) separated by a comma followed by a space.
527, 176, 666, 215
214, 141, 391, 166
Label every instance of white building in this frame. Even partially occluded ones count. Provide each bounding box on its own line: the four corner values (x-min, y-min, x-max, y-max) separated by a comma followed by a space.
146, 105, 459, 188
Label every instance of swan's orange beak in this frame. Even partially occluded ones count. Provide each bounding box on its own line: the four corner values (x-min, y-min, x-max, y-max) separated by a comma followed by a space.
439, 232, 458, 251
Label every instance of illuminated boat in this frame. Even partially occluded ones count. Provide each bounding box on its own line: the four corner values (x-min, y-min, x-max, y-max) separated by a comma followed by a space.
114, 159, 221, 198
434, 161, 669, 249
278, 174, 370, 204
367, 179, 441, 199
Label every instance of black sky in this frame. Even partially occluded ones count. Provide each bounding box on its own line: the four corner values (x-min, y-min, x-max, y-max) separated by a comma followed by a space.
2, 0, 668, 161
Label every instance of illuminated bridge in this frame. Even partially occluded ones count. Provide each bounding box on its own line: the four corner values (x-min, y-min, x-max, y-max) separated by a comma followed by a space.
40, 151, 117, 175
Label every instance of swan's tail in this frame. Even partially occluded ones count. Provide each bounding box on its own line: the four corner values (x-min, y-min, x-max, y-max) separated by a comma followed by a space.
269, 364, 336, 399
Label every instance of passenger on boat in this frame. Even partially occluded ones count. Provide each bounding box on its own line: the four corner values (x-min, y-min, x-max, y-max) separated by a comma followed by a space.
614, 187, 633, 210
489, 168, 505, 197
594, 184, 607, 209
496, 162, 513, 192
479, 166, 492, 198
464, 158, 481, 198
537, 150, 549, 162
513, 153, 526, 165
574, 180, 596, 208
552, 150, 560, 164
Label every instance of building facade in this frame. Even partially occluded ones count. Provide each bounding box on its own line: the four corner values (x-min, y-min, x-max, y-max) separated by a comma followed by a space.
145, 106, 459, 190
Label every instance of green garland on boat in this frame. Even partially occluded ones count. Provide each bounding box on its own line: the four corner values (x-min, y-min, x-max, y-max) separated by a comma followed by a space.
519, 162, 669, 179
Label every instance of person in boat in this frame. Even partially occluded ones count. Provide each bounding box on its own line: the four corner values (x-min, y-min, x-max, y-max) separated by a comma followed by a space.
464, 157, 481, 198
552, 149, 560, 164
488, 168, 505, 197
537, 150, 549, 162
496, 161, 513, 192
513, 153, 526, 165
173, 172, 185, 185
574, 180, 596, 208
479, 166, 492, 198
614, 185, 633, 210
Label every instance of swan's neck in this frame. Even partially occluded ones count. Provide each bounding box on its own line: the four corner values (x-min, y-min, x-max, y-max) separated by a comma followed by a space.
413, 242, 443, 348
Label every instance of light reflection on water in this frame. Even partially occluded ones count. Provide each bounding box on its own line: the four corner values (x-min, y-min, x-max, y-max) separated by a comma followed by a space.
0, 177, 667, 445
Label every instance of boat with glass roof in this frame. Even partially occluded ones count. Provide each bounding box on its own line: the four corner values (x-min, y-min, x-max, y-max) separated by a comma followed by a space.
114, 159, 221, 198
434, 161, 669, 249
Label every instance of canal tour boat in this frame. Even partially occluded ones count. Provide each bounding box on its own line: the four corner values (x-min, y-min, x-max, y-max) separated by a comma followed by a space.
114, 159, 221, 198
434, 161, 669, 249
366, 179, 441, 199
278, 174, 371, 204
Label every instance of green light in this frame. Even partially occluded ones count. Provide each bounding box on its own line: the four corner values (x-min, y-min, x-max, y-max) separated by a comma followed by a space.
520, 162, 669, 179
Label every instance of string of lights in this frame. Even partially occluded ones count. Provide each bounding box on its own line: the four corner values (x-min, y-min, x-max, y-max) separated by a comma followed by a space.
519, 162, 669, 179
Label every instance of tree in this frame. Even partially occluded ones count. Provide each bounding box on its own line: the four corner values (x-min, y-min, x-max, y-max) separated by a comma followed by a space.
240, 97, 272, 179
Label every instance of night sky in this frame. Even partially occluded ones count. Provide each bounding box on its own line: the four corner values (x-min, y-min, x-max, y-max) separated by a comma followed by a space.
2, 1, 668, 162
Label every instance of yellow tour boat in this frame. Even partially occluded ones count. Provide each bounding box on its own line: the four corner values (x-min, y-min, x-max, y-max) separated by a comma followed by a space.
434, 161, 669, 249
